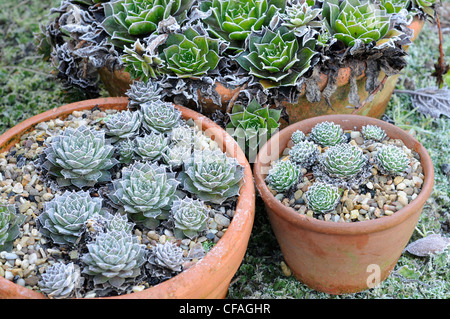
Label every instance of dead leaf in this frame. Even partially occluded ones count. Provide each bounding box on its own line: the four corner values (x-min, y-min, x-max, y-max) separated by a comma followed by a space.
404, 233, 450, 257
394, 87, 450, 118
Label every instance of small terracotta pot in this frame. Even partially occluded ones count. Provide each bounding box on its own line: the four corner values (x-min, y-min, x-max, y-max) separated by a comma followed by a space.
253, 114, 434, 295
0, 97, 255, 299
280, 18, 425, 126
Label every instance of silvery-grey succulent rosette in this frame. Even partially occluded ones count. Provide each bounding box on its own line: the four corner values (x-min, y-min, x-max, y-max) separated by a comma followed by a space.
0, 97, 244, 298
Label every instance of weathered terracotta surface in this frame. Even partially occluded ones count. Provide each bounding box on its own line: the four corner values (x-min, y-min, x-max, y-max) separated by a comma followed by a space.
253, 114, 434, 295
0, 97, 255, 299
97, 67, 132, 97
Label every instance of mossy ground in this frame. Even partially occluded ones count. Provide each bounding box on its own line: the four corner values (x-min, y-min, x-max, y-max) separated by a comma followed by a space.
0, 0, 448, 299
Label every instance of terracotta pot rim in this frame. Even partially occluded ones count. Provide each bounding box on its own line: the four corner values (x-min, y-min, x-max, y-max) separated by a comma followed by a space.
254, 114, 434, 236
0, 97, 255, 299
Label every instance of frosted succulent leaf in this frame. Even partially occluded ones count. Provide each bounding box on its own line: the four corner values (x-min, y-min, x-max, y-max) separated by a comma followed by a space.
320, 143, 367, 179
310, 121, 347, 147
38, 190, 103, 246
361, 125, 387, 142
305, 182, 341, 213
122, 39, 163, 82
125, 80, 164, 110
141, 100, 182, 133
179, 149, 245, 204
281, 0, 323, 37
170, 124, 195, 146
171, 197, 209, 239
82, 230, 146, 289
147, 242, 184, 279
134, 132, 170, 161
266, 159, 301, 192
104, 212, 135, 233
291, 129, 306, 144
376, 144, 410, 175
43, 125, 118, 188
116, 138, 136, 164
289, 140, 319, 168
104, 110, 142, 143
0, 204, 26, 252
110, 162, 179, 228
412, 0, 436, 16
38, 262, 81, 299
162, 142, 192, 168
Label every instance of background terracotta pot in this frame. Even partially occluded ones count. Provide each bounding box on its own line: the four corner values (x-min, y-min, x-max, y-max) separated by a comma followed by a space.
253, 114, 434, 295
97, 19, 424, 126
0, 97, 255, 299
280, 18, 425, 126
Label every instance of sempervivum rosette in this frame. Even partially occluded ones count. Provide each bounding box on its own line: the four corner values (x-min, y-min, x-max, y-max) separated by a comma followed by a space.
0, 204, 26, 252
141, 100, 182, 133
104, 109, 142, 143
179, 149, 245, 204
42, 125, 118, 189
81, 230, 146, 289
158, 25, 222, 79
266, 159, 301, 192
236, 26, 317, 89
38, 262, 82, 299
38, 190, 103, 246
171, 197, 209, 239
305, 181, 341, 214
146, 242, 185, 279
199, 0, 286, 52
110, 161, 179, 228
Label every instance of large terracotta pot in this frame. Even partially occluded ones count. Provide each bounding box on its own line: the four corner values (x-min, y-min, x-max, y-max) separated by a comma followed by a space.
0, 97, 255, 299
98, 19, 424, 126
253, 114, 434, 295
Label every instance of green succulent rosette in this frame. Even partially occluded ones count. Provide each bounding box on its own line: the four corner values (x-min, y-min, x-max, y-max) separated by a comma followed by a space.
199, 0, 286, 52
227, 99, 281, 161
158, 26, 222, 78
322, 0, 392, 47
102, 0, 195, 48
236, 26, 317, 89
281, 0, 323, 37
0, 204, 26, 252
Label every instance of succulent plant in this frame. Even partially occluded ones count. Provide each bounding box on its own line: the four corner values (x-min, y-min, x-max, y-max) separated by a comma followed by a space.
320, 143, 367, 180
146, 242, 184, 279
38, 190, 103, 246
170, 124, 195, 145
102, 0, 195, 48
179, 149, 245, 204
110, 161, 179, 228
380, 0, 411, 15
81, 230, 146, 288
115, 138, 136, 164
122, 39, 164, 82
305, 181, 341, 213
266, 159, 301, 192
309, 121, 347, 147
158, 26, 222, 78
361, 125, 387, 142
134, 131, 170, 161
227, 99, 281, 161
125, 80, 164, 110
38, 262, 82, 299
322, 0, 392, 47
199, 0, 286, 52
236, 26, 317, 89
291, 129, 306, 144
171, 197, 209, 239
289, 140, 319, 168
42, 125, 118, 188
104, 110, 142, 143
375, 144, 410, 175
0, 204, 26, 252
162, 142, 192, 168
280, 0, 323, 37
141, 100, 182, 133
104, 212, 135, 233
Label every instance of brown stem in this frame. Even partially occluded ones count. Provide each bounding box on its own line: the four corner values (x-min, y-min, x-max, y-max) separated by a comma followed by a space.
351, 74, 388, 115
434, 12, 448, 88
